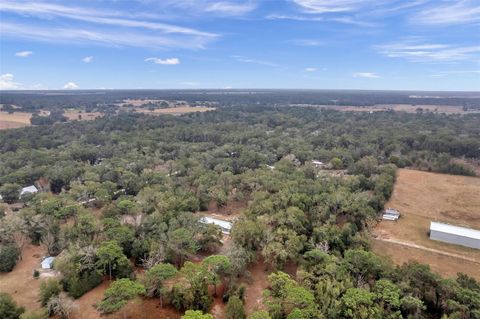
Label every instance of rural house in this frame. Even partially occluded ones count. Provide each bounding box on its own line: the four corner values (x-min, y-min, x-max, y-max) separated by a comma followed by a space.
200, 217, 233, 235
429, 222, 480, 249
20, 185, 38, 197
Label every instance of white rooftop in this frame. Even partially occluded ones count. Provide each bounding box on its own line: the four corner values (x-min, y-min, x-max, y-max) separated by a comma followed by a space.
200, 217, 232, 231
430, 222, 480, 241
41, 256, 55, 269
20, 185, 38, 196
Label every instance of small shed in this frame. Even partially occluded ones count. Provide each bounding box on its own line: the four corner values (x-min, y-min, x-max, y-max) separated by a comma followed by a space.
311, 160, 325, 168
382, 208, 400, 221
20, 185, 38, 197
430, 222, 480, 249
41, 257, 55, 269
200, 217, 233, 235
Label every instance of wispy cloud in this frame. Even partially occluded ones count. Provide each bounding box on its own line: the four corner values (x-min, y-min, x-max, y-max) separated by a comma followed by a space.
204, 1, 257, 15
1, 22, 213, 49
15, 50, 33, 57
0, 73, 21, 90
145, 57, 180, 65
305, 67, 317, 72
63, 82, 79, 89
289, 39, 324, 46
292, 0, 375, 14
82, 56, 93, 63
163, 0, 257, 16
0, 1, 218, 49
353, 72, 381, 78
232, 55, 278, 67
376, 38, 480, 62
412, 0, 480, 25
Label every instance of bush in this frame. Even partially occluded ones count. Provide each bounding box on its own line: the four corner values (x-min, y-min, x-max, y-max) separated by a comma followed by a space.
63, 272, 102, 299
0, 243, 21, 272
39, 278, 62, 306
33, 270, 40, 278
225, 296, 246, 319
0, 292, 25, 319
20, 309, 48, 319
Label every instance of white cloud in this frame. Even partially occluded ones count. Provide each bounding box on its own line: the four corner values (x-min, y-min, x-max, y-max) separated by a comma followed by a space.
145, 57, 180, 65
376, 38, 480, 62
15, 51, 33, 57
413, 0, 480, 25
0, 1, 218, 49
164, 1, 256, 16
232, 55, 278, 67
0, 74, 21, 90
289, 39, 324, 46
204, 1, 257, 15
305, 67, 317, 72
353, 72, 381, 78
292, 0, 375, 14
1, 22, 212, 50
63, 82, 79, 89
82, 56, 93, 63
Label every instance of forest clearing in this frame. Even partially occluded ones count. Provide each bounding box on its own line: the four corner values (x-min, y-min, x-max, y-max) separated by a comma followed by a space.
372, 169, 480, 280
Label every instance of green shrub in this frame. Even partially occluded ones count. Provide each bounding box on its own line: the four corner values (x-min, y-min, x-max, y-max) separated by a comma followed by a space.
64, 272, 102, 299
0, 243, 21, 272
39, 278, 62, 306
0, 292, 25, 319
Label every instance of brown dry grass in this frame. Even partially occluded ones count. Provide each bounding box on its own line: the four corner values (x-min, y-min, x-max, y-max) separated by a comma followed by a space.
135, 106, 215, 115
0, 111, 32, 130
71, 281, 182, 319
0, 244, 46, 310
63, 109, 104, 121
372, 169, 480, 280
298, 104, 477, 114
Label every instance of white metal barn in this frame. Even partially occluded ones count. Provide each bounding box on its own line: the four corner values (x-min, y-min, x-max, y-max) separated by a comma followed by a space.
200, 217, 233, 235
429, 222, 480, 249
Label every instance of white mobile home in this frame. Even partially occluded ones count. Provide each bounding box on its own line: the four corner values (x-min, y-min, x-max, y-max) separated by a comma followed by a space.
429, 222, 480, 249
200, 217, 233, 235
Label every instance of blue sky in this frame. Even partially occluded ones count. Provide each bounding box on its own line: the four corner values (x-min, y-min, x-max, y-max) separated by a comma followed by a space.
1, 0, 479, 90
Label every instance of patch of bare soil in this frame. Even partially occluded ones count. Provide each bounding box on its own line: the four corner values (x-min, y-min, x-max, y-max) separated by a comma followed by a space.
63, 109, 104, 121
0, 244, 46, 310
135, 107, 215, 116
72, 280, 182, 319
0, 111, 32, 130
241, 257, 269, 315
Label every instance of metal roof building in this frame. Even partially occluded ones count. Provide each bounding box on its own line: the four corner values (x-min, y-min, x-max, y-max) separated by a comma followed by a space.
200, 217, 233, 235
429, 222, 480, 249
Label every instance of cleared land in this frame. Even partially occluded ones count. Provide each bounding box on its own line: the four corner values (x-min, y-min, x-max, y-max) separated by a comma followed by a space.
372, 169, 480, 280
0, 111, 32, 130
63, 109, 104, 121
0, 244, 46, 310
135, 106, 216, 115
294, 104, 479, 114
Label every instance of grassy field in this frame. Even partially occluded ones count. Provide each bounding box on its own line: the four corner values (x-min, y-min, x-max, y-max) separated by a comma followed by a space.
294, 104, 478, 114
63, 109, 104, 121
134, 106, 216, 115
372, 169, 480, 280
0, 111, 32, 130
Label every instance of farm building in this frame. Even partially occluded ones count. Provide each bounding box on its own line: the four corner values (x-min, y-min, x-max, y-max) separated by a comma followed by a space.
382, 208, 400, 221
430, 222, 480, 249
20, 185, 38, 197
311, 160, 325, 168
41, 257, 55, 269
200, 217, 233, 234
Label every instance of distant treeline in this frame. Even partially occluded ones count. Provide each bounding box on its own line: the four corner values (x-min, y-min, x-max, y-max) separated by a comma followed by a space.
1, 90, 479, 112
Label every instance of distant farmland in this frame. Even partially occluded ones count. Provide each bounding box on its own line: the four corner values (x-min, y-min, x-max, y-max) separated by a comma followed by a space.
372, 169, 480, 280
0, 111, 32, 130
